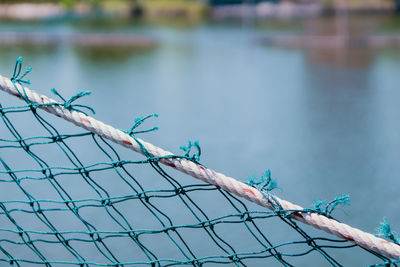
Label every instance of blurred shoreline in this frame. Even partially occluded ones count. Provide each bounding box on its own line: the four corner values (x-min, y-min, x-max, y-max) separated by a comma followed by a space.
0, 1, 397, 21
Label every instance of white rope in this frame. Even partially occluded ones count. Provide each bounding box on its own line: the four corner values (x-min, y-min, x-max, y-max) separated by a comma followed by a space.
1, 74, 399, 260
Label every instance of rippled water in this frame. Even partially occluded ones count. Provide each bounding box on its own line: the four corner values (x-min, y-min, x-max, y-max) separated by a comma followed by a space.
0, 16, 399, 265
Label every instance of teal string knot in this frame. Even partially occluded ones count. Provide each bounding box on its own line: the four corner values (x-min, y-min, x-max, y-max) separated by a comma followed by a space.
312, 200, 326, 211
11, 57, 32, 85
377, 218, 399, 244
179, 140, 201, 162
313, 194, 350, 217
124, 114, 159, 136
247, 169, 279, 192
121, 114, 159, 158
246, 170, 283, 212
51, 88, 95, 116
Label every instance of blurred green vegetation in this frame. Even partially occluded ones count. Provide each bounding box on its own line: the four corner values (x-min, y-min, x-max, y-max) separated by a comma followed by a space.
142, 0, 208, 19
0, 0, 396, 19
0, 0, 209, 19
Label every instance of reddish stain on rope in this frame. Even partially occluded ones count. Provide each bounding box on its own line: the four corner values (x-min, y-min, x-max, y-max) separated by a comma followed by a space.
81, 118, 91, 125
122, 140, 132, 145
243, 188, 256, 197
12, 92, 21, 98
164, 161, 176, 168
292, 212, 304, 220
339, 234, 354, 242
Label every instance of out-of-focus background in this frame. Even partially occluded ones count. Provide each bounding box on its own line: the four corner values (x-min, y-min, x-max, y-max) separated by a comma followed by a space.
0, 0, 399, 265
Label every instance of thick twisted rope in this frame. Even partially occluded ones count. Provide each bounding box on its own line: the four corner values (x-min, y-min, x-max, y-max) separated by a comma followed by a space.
0, 74, 399, 260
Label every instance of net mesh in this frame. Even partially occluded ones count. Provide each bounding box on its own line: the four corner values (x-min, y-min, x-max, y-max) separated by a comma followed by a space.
0, 59, 397, 266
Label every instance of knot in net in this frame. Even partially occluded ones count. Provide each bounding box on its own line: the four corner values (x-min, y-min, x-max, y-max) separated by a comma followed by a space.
0, 58, 398, 266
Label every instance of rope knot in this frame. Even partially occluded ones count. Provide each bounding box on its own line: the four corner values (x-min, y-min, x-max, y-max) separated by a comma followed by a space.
312, 194, 350, 217
247, 169, 279, 193
11, 57, 32, 85
120, 114, 159, 158
179, 140, 201, 162
246, 170, 283, 212
51, 88, 95, 116
377, 218, 399, 245
124, 114, 159, 136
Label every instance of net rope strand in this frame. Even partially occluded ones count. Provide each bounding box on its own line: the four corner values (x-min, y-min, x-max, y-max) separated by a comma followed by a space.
0, 67, 398, 260
0, 59, 399, 266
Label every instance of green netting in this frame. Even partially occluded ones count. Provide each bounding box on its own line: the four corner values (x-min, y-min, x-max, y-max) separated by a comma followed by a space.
0, 58, 398, 266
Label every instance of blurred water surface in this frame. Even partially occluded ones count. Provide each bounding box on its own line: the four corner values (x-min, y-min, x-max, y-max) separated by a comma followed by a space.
0, 16, 400, 265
